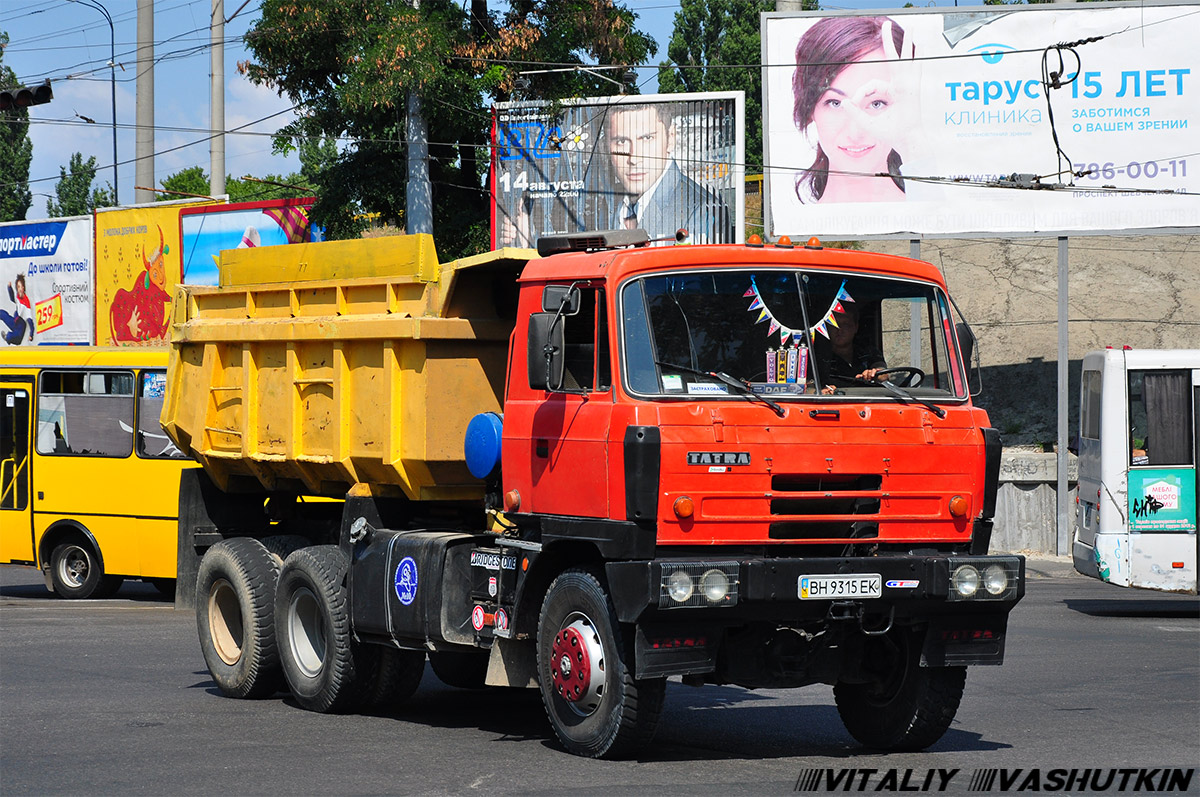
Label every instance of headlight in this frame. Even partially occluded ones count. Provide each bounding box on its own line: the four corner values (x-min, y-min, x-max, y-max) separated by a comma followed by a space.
947, 556, 1022, 601
983, 564, 1008, 595
951, 565, 980, 598
666, 570, 694, 603
658, 561, 740, 608
700, 569, 730, 603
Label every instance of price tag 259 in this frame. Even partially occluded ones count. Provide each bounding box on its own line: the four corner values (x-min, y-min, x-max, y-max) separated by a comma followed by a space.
35, 293, 63, 333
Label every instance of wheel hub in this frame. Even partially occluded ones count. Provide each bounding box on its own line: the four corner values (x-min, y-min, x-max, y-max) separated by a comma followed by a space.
550, 617, 605, 714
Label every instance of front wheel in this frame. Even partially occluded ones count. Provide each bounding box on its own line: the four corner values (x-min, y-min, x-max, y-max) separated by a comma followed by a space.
536, 568, 664, 759
834, 628, 966, 751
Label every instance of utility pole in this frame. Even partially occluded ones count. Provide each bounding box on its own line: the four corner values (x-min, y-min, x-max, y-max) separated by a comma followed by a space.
405, 0, 432, 234
135, 0, 155, 204
210, 0, 225, 197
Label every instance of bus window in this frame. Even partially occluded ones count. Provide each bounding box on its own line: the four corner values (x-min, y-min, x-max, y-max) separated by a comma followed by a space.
1129, 370, 1194, 467
1080, 369, 1101, 441
138, 371, 186, 459
37, 370, 135, 458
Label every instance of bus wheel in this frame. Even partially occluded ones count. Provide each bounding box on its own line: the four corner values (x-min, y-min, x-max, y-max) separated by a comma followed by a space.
195, 538, 283, 699
429, 650, 489, 689
834, 628, 966, 751
50, 540, 122, 599
275, 545, 369, 713
536, 568, 665, 759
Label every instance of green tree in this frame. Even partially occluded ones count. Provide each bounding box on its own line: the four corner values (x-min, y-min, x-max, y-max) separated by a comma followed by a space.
0, 31, 34, 221
240, 0, 656, 257
157, 161, 319, 204
46, 152, 115, 217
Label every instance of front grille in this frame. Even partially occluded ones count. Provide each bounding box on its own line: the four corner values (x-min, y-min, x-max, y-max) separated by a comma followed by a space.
767, 473, 884, 539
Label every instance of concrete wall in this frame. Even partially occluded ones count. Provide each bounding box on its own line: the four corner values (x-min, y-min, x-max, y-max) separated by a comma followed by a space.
992, 450, 1077, 555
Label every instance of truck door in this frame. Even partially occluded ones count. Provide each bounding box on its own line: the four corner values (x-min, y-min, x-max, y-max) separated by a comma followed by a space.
1126, 367, 1198, 592
508, 285, 612, 518
0, 381, 34, 564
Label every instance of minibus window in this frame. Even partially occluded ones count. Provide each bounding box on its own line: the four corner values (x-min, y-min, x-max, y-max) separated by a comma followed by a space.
1081, 370, 1101, 440
1129, 370, 1193, 466
37, 370, 135, 458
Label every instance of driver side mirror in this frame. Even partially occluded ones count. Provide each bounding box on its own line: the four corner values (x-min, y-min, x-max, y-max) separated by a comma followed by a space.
542, 285, 581, 315
527, 312, 565, 391
955, 322, 981, 396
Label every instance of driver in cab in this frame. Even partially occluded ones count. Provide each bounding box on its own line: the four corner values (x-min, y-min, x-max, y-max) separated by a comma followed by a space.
817, 303, 888, 395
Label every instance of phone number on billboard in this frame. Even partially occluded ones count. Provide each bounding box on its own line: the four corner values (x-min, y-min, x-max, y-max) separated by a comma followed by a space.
1073, 159, 1188, 180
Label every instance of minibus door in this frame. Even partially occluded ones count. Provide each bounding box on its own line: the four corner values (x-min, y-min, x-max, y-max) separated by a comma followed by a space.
1126, 368, 1199, 593
0, 381, 34, 564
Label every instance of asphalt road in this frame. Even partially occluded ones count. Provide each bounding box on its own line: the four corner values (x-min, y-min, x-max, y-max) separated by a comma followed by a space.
1, 559, 1197, 796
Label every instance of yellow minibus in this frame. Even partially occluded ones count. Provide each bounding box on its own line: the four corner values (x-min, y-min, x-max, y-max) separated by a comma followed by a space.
1, 348, 193, 598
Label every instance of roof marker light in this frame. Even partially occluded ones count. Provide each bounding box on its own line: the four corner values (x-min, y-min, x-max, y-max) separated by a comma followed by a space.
805, 236, 823, 250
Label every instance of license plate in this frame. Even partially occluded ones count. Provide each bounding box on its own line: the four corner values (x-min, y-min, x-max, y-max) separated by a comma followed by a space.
799, 574, 882, 600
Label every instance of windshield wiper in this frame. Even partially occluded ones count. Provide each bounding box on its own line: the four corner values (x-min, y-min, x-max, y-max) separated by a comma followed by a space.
877, 379, 947, 419
656, 361, 786, 417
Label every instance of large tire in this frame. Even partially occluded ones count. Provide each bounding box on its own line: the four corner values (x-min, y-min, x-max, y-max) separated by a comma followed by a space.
275, 545, 372, 713
260, 534, 310, 566
50, 540, 122, 599
834, 628, 967, 751
429, 650, 489, 689
536, 568, 665, 759
357, 647, 426, 712
195, 537, 284, 699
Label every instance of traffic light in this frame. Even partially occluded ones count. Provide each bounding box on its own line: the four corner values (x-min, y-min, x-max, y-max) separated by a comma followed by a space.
0, 80, 53, 112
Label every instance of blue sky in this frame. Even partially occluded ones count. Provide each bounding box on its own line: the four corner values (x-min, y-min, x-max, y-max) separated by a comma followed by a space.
3, 0, 963, 219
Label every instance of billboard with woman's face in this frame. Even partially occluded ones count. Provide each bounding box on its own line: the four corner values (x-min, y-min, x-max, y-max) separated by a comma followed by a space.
764, 5, 1200, 238
491, 92, 745, 248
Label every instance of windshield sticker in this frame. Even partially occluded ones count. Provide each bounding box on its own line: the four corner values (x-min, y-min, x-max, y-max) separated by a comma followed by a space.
687, 383, 729, 395
745, 276, 854, 343
662, 374, 683, 392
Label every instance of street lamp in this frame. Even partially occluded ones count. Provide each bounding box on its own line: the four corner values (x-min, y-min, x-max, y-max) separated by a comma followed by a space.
68, 0, 118, 205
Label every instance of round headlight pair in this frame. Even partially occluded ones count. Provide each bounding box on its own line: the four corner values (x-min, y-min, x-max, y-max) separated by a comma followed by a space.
666, 569, 731, 604
951, 564, 1009, 598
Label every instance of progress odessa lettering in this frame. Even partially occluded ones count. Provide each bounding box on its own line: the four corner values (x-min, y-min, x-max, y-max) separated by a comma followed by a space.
1071, 159, 1188, 181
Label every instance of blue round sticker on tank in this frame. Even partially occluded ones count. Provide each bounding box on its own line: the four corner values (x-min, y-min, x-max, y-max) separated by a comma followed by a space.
395, 557, 418, 606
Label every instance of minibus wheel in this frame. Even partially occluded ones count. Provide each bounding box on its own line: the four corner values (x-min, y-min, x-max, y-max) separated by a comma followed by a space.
834, 627, 966, 751
536, 568, 665, 759
195, 538, 284, 699
50, 540, 122, 599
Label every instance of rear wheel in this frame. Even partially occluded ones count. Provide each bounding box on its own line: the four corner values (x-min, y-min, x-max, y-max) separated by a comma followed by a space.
834, 628, 966, 751
275, 545, 372, 713
536, 568, 665, 759
195, 537, 283, 698
357, 647, 426, 711
50, 540, 122, 599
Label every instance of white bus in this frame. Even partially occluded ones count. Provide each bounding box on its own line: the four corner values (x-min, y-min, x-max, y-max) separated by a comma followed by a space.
1072, 348, 1198, 594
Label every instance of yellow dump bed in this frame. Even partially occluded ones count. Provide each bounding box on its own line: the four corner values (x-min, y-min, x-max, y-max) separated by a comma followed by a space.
162, 234, 534, 500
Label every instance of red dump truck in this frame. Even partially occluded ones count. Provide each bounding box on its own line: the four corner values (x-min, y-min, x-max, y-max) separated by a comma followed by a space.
164, 230, 1022, 758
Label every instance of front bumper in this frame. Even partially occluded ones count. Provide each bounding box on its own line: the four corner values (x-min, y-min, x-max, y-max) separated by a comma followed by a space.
606, 553, 1026, 623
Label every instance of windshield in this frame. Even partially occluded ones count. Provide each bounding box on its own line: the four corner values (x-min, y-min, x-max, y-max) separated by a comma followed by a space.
620, 269, 966, 401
